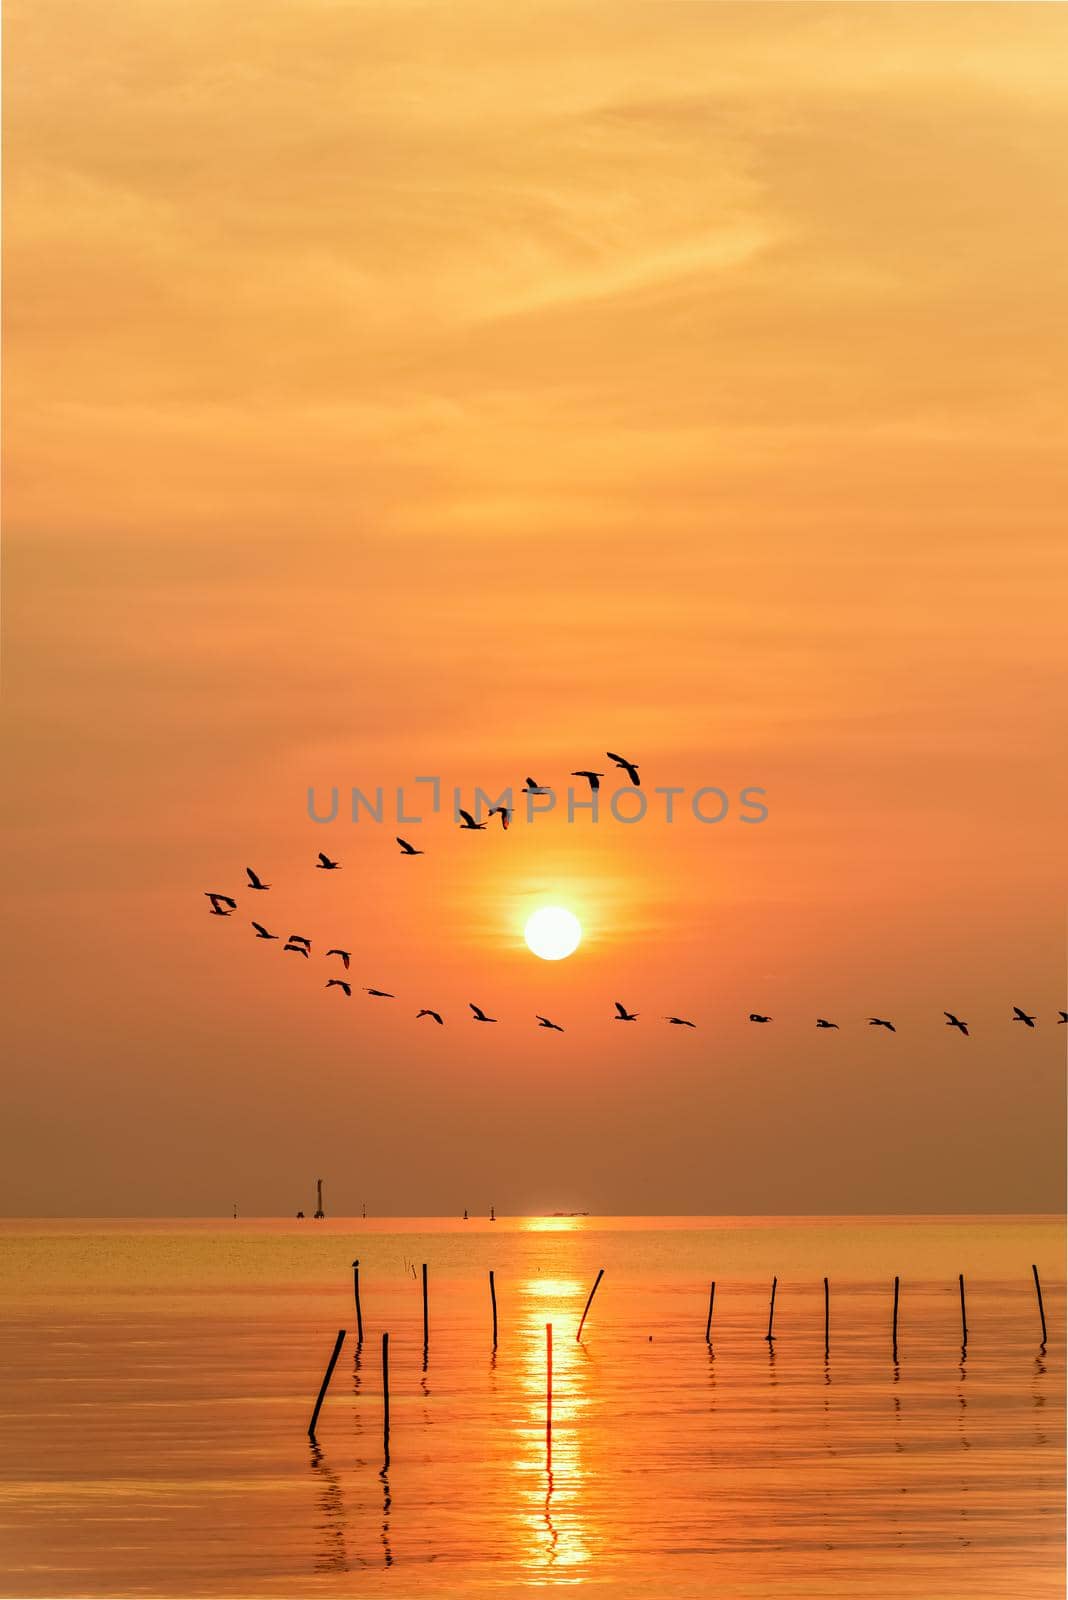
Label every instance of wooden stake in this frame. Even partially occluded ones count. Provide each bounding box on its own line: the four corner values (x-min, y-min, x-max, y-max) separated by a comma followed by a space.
576, 1268, 604, 1342
1032, 1264, 1047, 1346
546, 1322, 553, 1450
892, 1276, 900, 1360
382, 1331, 390, 1464
422, 1262, 429, 1351
490, 1270, 498, 1348
705, 1281, 716, 1343
823, 1277, 829, 1358
765, 1276, 778, 1342
352, 1259, 363, 1344
958, 1273, 968, 1348
307, 1328, 346, 1439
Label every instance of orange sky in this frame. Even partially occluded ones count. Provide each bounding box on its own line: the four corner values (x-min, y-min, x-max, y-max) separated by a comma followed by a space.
3, 2, 1066, 1216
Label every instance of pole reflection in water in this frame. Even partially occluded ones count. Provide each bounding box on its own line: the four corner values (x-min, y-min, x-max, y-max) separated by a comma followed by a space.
308, 1441, 347, 1573
513, 1276, 593, 1574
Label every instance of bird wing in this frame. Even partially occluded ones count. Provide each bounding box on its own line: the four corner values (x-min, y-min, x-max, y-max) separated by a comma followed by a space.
458, 809, 476, 826
614, 1001, 628, 1017
469, 1003, 485, 1019
606, 752, 627, 765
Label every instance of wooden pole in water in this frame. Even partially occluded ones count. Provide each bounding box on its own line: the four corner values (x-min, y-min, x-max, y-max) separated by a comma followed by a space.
546, 1322, 553, 1450
765, 1276, 778, 1342
1032, 1264, 1047, 1346
892, 1276, 900, 1360
490, 1270, 498, 1348
382, 1331, 390, 1463
422, 1263, 429, 1351
823, 1277, 829, 1358
958, 1273, 968, 1348
705, 1281, 716, 1342
352, 1259, 363, 1344
307, 1328, 346, 1439
576, 1268, 604, 1342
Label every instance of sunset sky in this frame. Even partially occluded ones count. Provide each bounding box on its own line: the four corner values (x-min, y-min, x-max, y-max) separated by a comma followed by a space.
4, 2, 1066, 1216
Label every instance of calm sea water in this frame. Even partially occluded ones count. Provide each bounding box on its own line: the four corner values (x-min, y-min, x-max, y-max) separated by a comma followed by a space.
0, 1216, 1063, 1598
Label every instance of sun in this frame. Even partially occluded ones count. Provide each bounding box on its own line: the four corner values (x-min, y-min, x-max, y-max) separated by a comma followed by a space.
524, 906, 582, 961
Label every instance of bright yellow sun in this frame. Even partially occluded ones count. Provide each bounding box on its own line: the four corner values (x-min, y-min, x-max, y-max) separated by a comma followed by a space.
524, 906, 582, 961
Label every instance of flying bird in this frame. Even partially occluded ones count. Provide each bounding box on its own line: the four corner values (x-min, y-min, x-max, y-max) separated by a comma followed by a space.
326, 979, 351, 996
1012, 1006, 1036, 1028
396, 837, 424, 856
536, 1015, 564, 1031
469, 1003, 497, 1022
316, 852, 340, 870
749, 1014, 772, 1024
365, 988, 394, 998
245, 868, 270, 891
457, 808, 486, 831
571, 771, 604, 792
664, 1016, 696, 1028
944, 1012, 969, 1036
522, 778, 549, 794
284, 941, 310, 958
816, 1019, 839, 1030
286, 934, 311, 948
488, 805, 511, 830
251, 922, 279, 940
205, 893, 237, 915
326, 949, 351, 969
868, 1017, 896, 1032
607, 751, 640, 787
417, 1008, 444, 1025
1059, 1012, 1067, 1024
614, 1001, 638, 1021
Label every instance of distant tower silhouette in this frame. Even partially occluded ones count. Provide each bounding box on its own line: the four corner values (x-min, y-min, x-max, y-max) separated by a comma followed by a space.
490, 1205, 496, 1222
314, 1178, 325, 1220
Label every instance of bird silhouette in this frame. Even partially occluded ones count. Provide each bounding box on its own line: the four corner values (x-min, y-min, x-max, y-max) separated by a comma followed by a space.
868, 1017, 896, 1032
664, 1016, 696, 1028
614, 1001, 638, 1021
607, 751, 640, 787
284, 941, 310, 958
251, 922, 279, 940
469, 1003, 497, 1022
944, 1012, 969, 1036
536, 1015, 564, 1031
316, 852, 340, 870
571, 771, 604, 792
286, 934, 311, 949
749, 1014, 772, 1024
1012, 1006, 1036, 1028
205, 893, 237, 916
1059, 1012, 1067, 1024
326, 949, 351, 969
522, 777, 549, 794
488, 805, 511, 830
365, 987, 394, 998
245, 868, 270, 891
816, 1018, 839, 1029
396, 837, 424, 856
417, 1008, 444, 1025
326, 979, 351, 996
457, 808, 486, 831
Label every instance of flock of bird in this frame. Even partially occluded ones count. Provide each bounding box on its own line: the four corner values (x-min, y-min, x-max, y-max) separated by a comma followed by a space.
203, 865, 1066, 1035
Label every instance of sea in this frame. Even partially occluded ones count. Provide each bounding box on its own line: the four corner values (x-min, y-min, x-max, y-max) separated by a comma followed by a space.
0, 1216, 1063, 1598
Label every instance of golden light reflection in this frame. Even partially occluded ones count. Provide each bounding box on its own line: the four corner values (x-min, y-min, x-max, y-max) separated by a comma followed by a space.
511, 1277, 594, 1576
